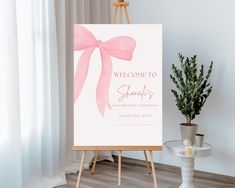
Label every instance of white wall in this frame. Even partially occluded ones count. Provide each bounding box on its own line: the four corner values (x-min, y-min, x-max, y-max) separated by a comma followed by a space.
119, 0, 235, 177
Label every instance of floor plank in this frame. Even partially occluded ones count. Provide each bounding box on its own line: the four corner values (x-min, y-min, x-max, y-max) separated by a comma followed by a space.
56, 157, 235, 188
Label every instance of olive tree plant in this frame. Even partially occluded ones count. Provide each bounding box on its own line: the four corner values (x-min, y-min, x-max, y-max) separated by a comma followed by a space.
170, 54, 213, 125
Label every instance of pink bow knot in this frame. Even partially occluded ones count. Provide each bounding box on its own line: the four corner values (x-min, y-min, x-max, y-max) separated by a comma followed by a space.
96, 40, 102, 47
74, 25, 136, 115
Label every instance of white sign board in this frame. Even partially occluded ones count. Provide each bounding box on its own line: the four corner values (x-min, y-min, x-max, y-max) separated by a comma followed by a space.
74, 24, 162, 147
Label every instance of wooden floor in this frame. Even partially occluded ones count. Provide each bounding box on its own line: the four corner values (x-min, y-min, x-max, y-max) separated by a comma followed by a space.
56, 157, 235, 188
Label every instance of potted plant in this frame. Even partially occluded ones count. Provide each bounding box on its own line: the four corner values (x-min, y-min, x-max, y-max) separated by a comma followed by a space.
170, 54, 213, 144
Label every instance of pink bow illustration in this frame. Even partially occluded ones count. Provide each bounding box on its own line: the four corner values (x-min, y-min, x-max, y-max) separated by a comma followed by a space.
74, 25, 136, 115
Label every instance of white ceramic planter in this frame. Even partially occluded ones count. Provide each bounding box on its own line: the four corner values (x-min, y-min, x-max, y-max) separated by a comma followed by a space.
180, 123, 198, 145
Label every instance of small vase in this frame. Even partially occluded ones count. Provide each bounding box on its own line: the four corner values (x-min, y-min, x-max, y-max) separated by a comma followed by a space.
195, 133, 204, 147
180, 123, 198, 145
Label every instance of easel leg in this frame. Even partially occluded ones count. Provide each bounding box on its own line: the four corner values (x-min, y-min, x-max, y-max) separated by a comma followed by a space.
144, 150, 152, 174
149, 150, 158, 188
119, 5, 123, 24
112, 5, 118, 24
118, 150, 122, 186
124, 5, 130, 24
91, 151, 99, 175
76, 151, 86, 188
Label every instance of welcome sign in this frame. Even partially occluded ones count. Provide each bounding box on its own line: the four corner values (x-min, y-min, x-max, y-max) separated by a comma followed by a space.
74, 25, 162, 147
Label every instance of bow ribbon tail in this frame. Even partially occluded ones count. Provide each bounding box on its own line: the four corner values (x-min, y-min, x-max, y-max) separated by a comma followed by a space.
74, 48, 95, 103
96, 49, 112, 115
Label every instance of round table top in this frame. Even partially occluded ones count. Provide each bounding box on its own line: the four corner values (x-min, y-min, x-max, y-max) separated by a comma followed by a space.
164, 140, 212, 158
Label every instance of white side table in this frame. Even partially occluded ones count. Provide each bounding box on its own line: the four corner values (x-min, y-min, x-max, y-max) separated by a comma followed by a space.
164, 140, 212, 188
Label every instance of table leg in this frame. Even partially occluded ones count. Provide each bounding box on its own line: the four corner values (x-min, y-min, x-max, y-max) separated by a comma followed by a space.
179, 157, 195, 188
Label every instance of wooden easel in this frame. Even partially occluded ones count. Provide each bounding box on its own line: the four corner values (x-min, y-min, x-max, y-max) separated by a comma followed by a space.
112, 1, 130, 24
73, 1, 160, 188
73, 146, 161, 188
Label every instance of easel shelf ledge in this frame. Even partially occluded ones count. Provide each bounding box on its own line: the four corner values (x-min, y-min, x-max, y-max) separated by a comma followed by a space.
72, 145, 163, 151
